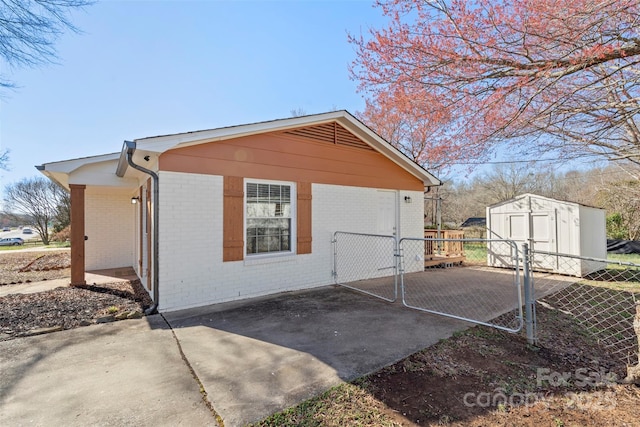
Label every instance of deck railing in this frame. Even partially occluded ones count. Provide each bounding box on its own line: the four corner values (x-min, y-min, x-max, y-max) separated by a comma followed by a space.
424, 230, 465, 258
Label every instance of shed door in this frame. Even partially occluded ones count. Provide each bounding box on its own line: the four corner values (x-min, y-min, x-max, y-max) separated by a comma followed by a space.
377, 190, 397, 236
508, 214, 527, 242
531, 212, 558, 271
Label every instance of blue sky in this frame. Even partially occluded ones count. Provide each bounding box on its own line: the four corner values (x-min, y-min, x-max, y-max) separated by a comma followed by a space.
1, 0, 384, 190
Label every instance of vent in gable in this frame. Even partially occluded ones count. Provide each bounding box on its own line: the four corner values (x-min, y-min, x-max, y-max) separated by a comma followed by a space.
283, 122, 374, 151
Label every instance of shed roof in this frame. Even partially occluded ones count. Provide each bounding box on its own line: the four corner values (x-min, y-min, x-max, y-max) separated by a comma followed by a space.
487, 193, 604, 211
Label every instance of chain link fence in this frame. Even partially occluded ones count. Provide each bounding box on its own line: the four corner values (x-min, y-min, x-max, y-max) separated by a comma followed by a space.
400, 238, 524, 332
331, 231, 640, 363
531, 251, 640, 365
332, 231, 398, 302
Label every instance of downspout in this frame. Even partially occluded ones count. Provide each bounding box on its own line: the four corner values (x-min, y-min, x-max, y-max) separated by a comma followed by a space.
124, 140, 159, 315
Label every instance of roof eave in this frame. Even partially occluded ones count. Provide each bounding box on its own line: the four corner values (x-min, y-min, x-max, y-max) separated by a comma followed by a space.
131, 110, 441, 188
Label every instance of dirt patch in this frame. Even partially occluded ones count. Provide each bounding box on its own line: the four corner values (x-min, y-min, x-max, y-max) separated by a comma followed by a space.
0, 250, 71, 285
254, 305, 640, 426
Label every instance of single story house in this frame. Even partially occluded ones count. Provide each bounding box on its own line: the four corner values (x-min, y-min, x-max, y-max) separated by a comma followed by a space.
38, 111, 440, 312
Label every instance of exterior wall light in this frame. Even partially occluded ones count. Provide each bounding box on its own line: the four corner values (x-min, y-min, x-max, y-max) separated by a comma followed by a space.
404, 196, 412, 203
131, 196, 140, 204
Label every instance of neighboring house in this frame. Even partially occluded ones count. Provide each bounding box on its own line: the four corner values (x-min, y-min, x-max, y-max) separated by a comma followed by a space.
460, 217, 487, 238
486, 193, 606, 276
38, 111, 440, 312
460, 217, 486, 228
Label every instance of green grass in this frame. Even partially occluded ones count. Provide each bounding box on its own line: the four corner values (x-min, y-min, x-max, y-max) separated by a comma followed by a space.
249, 383, 400, 427
461, 242, 640, 268
607, 253, 640, 265
463, 242, 488, 262
0, 241, 69, 252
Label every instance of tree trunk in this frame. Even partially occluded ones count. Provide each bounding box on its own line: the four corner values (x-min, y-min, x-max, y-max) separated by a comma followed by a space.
624, 301, 640, 384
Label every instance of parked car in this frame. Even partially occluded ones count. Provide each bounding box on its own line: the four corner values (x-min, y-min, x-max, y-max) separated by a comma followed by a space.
2, 227, 10, 232
22, 228, 33, 234
0, 237, 24, 246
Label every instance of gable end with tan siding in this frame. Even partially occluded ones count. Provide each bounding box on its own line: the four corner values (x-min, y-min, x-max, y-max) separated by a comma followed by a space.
158, 123, 424, 191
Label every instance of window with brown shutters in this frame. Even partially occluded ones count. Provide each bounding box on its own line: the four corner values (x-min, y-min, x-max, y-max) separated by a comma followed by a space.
223, 178, 313, 261
246, 182, 292, 255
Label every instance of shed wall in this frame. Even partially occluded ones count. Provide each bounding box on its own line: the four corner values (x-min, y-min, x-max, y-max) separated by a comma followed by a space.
579, 206, 607, 260
487, 194, 606, 276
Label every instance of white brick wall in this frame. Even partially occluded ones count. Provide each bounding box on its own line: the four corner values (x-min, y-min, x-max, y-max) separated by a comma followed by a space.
85, 188, 136, 270
157, 172, 425, 311
399, 190, 427, 274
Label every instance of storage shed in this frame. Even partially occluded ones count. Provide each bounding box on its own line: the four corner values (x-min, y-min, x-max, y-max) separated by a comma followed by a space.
486, 194, 606, 277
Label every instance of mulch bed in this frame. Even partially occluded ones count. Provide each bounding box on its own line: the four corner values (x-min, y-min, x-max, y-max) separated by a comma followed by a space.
0, 280, 153, 340
0, 250, 152, 340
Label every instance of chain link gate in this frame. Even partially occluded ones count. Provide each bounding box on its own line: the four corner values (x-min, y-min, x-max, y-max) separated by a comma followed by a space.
332, 231, 398, 302
399, 237, 524, 333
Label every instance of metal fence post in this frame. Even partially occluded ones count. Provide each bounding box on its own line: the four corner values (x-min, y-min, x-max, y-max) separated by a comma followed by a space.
522, 242, 537, 345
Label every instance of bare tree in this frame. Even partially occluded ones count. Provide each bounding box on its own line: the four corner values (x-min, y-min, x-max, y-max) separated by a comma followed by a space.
0, 0, 93, 88
3, 177, 68, 244
52, 188, 70, 232
289, 107, 307, 117
475, 163, 540, 205
597, 178, 640, 240
0, 148, 7, 172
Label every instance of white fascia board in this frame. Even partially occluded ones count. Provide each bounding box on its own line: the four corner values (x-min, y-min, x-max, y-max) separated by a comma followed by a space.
134, 111, 348, 153
38, 153, 120, 175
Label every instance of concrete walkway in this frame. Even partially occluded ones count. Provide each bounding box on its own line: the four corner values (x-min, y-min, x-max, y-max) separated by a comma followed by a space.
0, 315, 217, 426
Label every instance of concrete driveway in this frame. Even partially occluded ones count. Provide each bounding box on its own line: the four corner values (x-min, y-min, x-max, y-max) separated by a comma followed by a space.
1, 285, 470, 427
163, 286, 470, 426
0, 315, 216, 426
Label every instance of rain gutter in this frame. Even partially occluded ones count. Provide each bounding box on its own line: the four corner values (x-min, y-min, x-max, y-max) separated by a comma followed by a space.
121, 140, 159, 314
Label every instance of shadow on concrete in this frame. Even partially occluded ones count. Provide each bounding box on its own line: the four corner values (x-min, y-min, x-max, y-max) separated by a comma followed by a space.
160, 266, 579, 426
163, 286, 470, 426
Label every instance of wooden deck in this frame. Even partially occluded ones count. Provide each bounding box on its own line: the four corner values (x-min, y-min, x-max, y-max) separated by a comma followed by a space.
424, 230, 466, 267
424, 255, 466, 268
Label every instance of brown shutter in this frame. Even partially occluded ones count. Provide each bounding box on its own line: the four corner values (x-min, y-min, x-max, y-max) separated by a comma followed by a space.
297, 182, 312, 254
69, 184, 86, 285
223, 176, 244, 261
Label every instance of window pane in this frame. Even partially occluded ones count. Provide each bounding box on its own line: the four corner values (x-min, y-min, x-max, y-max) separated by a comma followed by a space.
247, 236, 256, 254
281, 235, 290, 251
247, 183, 258, 201
245, 183, 293, 255
269, 185, 281, 199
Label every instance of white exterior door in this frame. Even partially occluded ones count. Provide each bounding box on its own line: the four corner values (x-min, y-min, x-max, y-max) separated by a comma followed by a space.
377, 190, 397, 236
531, 211, 558, 271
